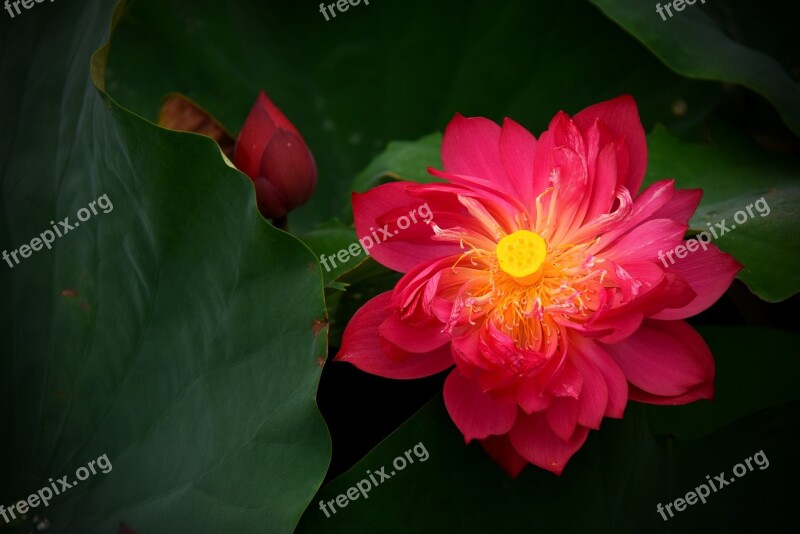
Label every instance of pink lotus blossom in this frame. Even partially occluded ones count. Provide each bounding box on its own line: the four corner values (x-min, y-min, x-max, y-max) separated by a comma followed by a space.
336, 96, 742, 476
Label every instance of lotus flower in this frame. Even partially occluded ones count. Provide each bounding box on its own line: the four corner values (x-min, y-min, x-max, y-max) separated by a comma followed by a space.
335, 96, 742, 477
234, 90, 317, 218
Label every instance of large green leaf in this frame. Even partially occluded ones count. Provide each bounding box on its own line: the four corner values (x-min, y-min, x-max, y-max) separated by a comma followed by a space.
104, 0, 720, 232
297, 326, 800, 532
0, 2, 329, 532
591, 0, 800, 135
645, 125, 800, 302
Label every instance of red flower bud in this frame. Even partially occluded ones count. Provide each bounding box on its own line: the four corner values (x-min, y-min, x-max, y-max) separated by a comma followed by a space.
234, 91, 317, 218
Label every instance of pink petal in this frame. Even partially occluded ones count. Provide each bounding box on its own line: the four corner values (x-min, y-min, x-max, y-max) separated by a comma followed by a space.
257, 128, 317, 216
391, 255, 457, 309
234, 92, 278, 179
480, 434, 528, 478
478, 321, 549, 376
352, 182, 461, 273
577, 300, 644, 343
612, 268, 696, 320
571, 333, 628, 418
516, 376, 553, 413
550, 111, 586, 155
256, 91, 301, 136
421, 171, 527, 232
604, 319, 714, 401
597, 219, 687, 264
652, 243, 742, 320
616, 257, 666, 286
509, 411, 591, 475
545, 396, 580, 441
546, 359, 584, 399
627, 380, 714, 405
586, 259, 663, 317
550, 147, 590, 243
530, 125, 556, 197
335, 292, 454, 379
499, 117, 537, 204
569, 350, 609, 430
565, 188, 634, 245
530, 112, 585, 202
444, 369, 518, 443
473, 368, 522, 396
650, 188, 703, 226
583, 138, 619, 222
450, 328, 490, 372
595, 180, 678, 245
573, 95, 647, 195
252, 177, 286, 220
378, 313, 450, 353
441, 114, 511, 193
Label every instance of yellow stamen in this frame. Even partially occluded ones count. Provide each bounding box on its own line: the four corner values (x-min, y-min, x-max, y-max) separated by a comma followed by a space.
496, 230, 547, 284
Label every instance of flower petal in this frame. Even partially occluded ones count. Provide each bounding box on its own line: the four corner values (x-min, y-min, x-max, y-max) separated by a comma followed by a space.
569, 350, 609, 430
583, 137, 619, 222
573, 95, 647, 194
499, 117, 537, 203
593, 180, 677, 245
604, 319, 714, 402
516, 376, 553, 414
650, 188, 702, 226
571, 333, 628, 418
479, 434, 528, 478
378, 313, 450, 353
441, 114, 510, 192
421, 171, 527, 233
545, 396, 580, 441
234, 91, 278, 179
255, 91, 301, 135
258, 128, 317, 217
509, 411, 590, 475
335, 292, 454, 379
352, 182, 461, 272
547, 359, 584, 399
652, 243, 742, 320
444, 369, 518, 443
597, 219, 686, 264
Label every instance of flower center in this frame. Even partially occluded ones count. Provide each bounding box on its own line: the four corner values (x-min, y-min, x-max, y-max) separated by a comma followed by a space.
496, 230, 547, 284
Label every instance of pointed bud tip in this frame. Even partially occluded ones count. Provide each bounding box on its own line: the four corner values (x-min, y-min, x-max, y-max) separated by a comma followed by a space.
235, 91, 317, 219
